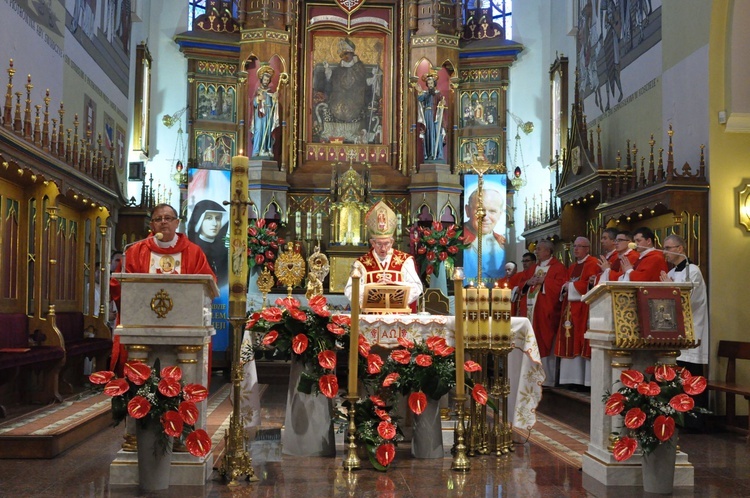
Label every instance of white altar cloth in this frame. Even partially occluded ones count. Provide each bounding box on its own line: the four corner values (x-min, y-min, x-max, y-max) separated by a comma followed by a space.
356, 314, 545, 431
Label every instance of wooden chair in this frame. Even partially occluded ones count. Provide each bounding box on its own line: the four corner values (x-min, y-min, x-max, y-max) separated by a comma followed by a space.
423, 289, 450, 315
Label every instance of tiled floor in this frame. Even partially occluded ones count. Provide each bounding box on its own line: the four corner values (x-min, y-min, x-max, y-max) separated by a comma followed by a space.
1, 378, 749, 497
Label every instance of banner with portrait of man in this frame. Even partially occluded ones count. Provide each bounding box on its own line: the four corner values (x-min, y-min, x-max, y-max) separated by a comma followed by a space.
462, 174, 507, 284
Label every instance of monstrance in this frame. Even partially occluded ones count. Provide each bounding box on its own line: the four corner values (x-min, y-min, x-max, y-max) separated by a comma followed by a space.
274, 242, 306, 297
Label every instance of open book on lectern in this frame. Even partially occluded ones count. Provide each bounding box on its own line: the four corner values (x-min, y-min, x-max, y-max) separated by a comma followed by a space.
361, 283, 412, 314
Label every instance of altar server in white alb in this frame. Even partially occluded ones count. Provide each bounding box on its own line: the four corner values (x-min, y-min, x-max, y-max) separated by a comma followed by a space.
658, 234, 708, 369
345, 201, 423, 311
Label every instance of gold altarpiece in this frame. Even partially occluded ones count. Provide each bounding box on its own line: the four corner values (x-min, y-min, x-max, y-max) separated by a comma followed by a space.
174, 1, 523, 293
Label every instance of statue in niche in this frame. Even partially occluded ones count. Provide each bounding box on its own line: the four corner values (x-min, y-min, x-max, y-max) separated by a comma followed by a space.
417, 70, 447, 162
250, 65, 279, 157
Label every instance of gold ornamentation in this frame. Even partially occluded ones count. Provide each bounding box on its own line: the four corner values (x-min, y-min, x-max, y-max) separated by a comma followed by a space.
150, 289, 173, 318
256, 266, 275, 309
306, 246, 330, 300
275, 243, 306, 297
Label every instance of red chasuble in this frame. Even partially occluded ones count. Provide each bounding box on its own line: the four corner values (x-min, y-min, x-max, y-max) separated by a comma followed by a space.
527, 258, 566, 358
357, 249, 417, 312
358, 249, 411, 284
555, 255, 600, 359
627, 249, 668, 282
111, 234, 216, 374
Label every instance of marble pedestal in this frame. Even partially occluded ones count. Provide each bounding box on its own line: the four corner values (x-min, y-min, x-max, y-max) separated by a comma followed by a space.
581, 332, 695, 488
581, 282, 695, 489
109, 273, 218, 486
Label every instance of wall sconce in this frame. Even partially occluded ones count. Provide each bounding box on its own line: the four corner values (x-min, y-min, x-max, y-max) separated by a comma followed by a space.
738, 180, 750, 231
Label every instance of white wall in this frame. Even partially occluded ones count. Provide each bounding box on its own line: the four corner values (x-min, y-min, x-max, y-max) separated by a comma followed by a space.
127, 0, 189, 207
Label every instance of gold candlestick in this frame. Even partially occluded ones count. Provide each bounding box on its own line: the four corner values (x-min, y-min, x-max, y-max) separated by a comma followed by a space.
343, 394, 361, 471
451, 394, 470, 471
453, 268, 465, 397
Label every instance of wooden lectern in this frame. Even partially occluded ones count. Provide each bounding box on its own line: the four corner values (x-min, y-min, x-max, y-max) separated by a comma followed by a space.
109, 273, 219, 486
581, 281, 698, 492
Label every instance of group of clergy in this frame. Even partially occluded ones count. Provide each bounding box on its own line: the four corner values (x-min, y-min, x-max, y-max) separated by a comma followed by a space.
497, 227, 709, 388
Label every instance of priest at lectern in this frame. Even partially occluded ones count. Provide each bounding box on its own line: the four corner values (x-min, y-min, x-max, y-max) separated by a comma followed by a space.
111, 203, 216, 373
344, 201, 422, 311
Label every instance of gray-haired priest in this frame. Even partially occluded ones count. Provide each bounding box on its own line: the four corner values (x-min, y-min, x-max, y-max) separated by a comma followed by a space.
344, 201, 423, 312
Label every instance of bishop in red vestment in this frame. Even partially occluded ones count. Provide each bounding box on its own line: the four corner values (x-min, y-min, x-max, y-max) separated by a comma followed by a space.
345, 201, 422, 310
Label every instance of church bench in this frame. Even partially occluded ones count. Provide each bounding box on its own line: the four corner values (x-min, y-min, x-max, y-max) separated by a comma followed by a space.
0, 313, 64, 417
53, 312, 112, 391
707, 340, 750, 442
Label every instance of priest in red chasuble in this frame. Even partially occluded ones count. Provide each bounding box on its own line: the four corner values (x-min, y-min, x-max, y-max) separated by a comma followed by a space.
555, 237, 600, 387
619, 226, 668, 282
344, 201, 422, 310
523, 239, 566, 386
597, 230, 639, 282
110, 203, 216, 373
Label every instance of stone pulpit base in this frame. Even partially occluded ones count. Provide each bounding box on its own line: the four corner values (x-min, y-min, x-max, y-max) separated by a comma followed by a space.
581, 282, 695, 492
108, 273, 219, 486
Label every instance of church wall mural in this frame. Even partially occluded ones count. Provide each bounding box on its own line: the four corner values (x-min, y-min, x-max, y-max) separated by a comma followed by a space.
1, 0, 131, 190
577, 0, 662, 120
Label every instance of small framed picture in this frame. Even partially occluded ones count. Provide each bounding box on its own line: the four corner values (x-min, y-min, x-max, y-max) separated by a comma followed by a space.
636, 287, 685, 339
128, 161, 145, 181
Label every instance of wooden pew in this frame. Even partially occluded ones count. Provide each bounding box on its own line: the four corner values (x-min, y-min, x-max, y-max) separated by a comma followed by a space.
0, 313, 64, 417
707, 340, 750, 442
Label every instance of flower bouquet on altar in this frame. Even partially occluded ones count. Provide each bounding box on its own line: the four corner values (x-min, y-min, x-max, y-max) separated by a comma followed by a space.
343, 394, 402, 471
373, 336, 457, 411
604, 364, 708, 461
353, 335, 490, 469
89, 359, 212, 457
247, 295, 351, 397
413, 221, 470, 279
247, 218, 284, 272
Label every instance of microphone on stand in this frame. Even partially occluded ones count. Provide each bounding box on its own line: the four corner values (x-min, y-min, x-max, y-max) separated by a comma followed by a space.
627, 242, 684, 258
120, 232, 163, 273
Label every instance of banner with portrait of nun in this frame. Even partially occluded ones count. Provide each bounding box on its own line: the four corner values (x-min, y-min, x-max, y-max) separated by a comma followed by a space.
462, 174, 507, 285
187, 168, 231, 356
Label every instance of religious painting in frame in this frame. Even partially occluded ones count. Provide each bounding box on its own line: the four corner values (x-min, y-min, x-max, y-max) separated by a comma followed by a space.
196, 82, 236, 123
194, 130, 236, 170
304, 5, 393, 148
636, 286, 685, 340
460, 90, 500, 128
459, 138, 500, 165
115, 126, 126, 172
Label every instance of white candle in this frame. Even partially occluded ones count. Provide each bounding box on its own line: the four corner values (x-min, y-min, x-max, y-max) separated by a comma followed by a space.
396, 214, 402, 237
316, 212, 322, 239
306, 212, 312, 239
295, 212, 301, 239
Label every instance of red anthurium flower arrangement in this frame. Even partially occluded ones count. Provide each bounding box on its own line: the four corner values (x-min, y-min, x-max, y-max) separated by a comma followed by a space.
604, 364, 708, 461
245, 296, 351, 398
350, 334, 466, 471
247, 218, 284, 273
413, 221, 470, 280
370, 335, 457, 409
347, 396, 402, 472
89, 359, 212, 457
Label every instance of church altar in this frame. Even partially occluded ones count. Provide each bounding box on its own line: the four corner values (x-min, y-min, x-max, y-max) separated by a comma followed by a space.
357, 314, 545, 431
